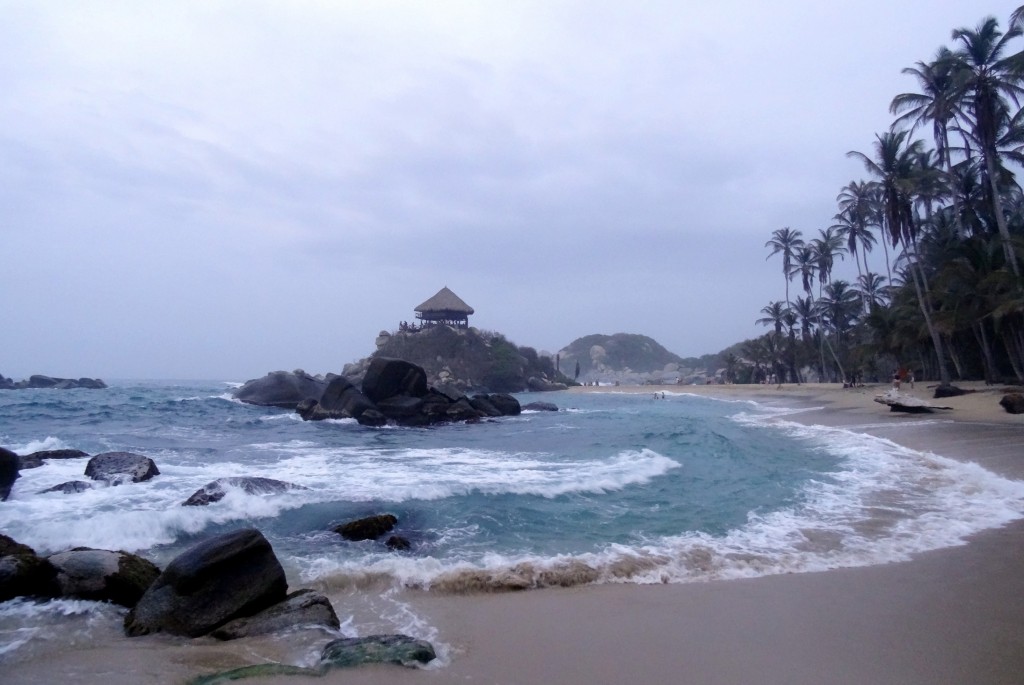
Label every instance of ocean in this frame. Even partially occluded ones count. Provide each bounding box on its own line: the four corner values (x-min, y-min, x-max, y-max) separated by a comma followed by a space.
2, 380, 1023, 672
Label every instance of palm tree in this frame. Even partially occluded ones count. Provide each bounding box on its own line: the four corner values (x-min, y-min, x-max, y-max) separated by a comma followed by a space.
789, 246, 818, 298
848, 130, 953, 385
950, 16, 1024, 276
857, 271, 889, 310
765, 227, 805, 307
891, 48, 966, 235
756, 301, 788, 334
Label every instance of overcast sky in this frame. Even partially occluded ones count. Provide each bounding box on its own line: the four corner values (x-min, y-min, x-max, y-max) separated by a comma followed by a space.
3, 1, 1020, 380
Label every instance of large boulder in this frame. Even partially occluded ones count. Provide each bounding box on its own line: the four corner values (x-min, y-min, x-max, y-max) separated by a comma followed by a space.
233, 370, 327, 409
19, 448, 90, 470
362, 358, 428, 403
523, 401, 559, 412
47, 548, 160, 607
486, 393, 522, 416
933, 384, 970, 399
85, 452, 160, 485
318, 376, 377, 419
0, 447, 19, 500
320, 634, 437, 668
334, 514, 398, 541
999, 392, 1024, 415
124, 528, 287, 637
527, 376, 568, 392
0, 534, 59, 601
182, 477, 309, 506
210, 589, 340, 640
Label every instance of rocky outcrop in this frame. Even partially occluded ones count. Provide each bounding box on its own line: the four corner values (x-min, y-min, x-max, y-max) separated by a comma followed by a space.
18, 449, 90, 470
296, 358, 523, 427
999, 392, 1024, 414
47, 548, 160, 607
85, 452, 160, 485
233, 370, 328, 409
320, 634, 437, 668
0, 374, 107, 390
0, 534, 59, 601
0, 447, 19, 501
335, 514, 398, 541
182, 477, 309, 506
523, 401, 559, 412
210, 589, 340, 640
125, 528, 288, 638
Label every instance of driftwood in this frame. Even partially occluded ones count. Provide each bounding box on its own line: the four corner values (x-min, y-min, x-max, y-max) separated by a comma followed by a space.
873, 390, 953, 413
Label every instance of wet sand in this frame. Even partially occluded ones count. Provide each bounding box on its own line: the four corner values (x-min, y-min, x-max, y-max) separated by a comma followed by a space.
9, 382, 1024, 684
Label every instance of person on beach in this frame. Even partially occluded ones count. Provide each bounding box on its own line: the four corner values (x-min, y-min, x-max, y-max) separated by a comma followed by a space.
892, 370, 901, 390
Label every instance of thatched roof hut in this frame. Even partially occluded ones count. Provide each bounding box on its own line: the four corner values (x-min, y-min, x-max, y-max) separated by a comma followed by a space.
414, 287, 474, 328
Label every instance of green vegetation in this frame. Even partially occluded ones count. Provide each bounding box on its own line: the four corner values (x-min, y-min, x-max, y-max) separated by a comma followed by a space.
752, 8, 1024, 386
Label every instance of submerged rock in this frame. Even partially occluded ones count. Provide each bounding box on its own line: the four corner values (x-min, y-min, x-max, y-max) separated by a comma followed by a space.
523, 401, 559, 412
320, 634, 436, 669
40, 480, 94, 494
125, 528, 287, 638
182, 477, 309, 506
48, 547, 160, 607
334, 514, 398, 541
85, 452, 160, 485
210, 588, 340, 640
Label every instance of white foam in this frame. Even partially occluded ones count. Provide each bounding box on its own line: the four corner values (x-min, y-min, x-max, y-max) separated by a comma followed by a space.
10, 436, 69, 455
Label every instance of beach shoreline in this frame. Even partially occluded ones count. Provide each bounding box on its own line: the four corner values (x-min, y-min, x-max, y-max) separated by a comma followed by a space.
7, 382, 1024, 684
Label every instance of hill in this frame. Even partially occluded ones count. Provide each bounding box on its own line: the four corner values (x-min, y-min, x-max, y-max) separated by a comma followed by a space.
555, 333, 728, 385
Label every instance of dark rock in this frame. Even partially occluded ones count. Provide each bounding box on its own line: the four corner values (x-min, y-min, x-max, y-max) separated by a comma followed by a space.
999, 393, 1024, 415
74, 377, 108, 389
0, 446, 19, 501
318, 376, 377, 419
182, 477, 309, 506
420, 393, 455, 421
233, 370, 327, 410
0, 533, 36, 557
385, 536, 412, 551
356, 409, 387, 427
446, 398, 483, 423
376, 395, 426, 421
933, 385, 970, 399
85, 452, 160, 485
485, 393, 522, 416
28, 449, 90, 461
320, 634, 436, 669
335, 514, 398, 541
523, 402, 559, 412
0, 553, 60, 601
48, 548, 160, 607
362, 358, 428, 403
469, 395, 503, 417
210, 588, 340, 640
40, 480, 94, 494
27, 374, 60, 388
0, 374, 13, 390
125, 528, 288, 638
18, 454, 44, 469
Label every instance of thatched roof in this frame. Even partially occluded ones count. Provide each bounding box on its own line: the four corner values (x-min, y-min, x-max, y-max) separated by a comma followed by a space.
415, 287, 474, 314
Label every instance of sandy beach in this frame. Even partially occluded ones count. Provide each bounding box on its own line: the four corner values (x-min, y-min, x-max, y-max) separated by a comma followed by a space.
8, 382, 1024, 685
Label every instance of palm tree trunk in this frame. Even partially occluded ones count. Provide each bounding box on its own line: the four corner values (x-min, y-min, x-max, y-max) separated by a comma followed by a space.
905, 248, 952, 386
973, 322, 998, 384
983, 151, 1022, 277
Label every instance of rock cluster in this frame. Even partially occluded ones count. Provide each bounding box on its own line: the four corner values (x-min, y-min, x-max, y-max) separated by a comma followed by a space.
1000, 392, 1024, 414
240, 358, 524, 427
0, 373, 106, 390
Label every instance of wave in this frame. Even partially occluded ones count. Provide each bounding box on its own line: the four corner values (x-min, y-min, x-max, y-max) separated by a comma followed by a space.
293, 417, 1024, 593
